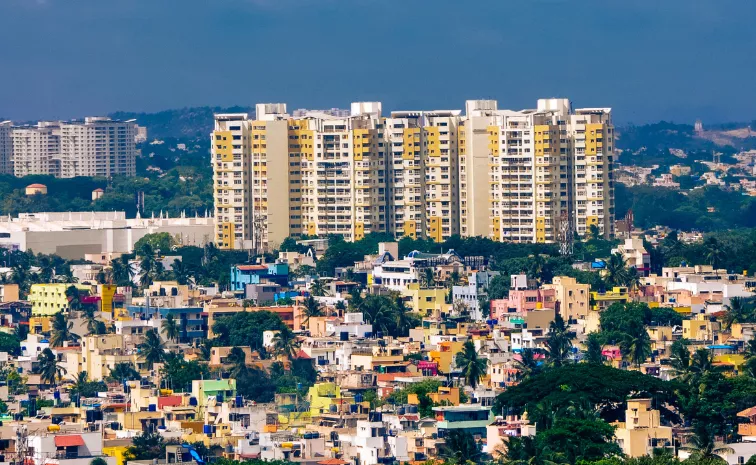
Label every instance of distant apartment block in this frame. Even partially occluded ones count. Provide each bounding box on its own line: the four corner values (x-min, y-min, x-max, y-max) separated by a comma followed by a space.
211, 98, 615, 250
2, 117, 139, 178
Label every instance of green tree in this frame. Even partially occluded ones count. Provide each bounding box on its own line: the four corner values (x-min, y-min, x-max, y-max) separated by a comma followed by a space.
681, 423, 732, 463
160, 353, 210, 391
515, 348, 541, 380
139, 328, 166, 369
310, 279, 329, 296
227, 346, 248, 377
584, 332, 605, 365
135, 232, 176, 256
211, 310, 288, 351
107, 362, 140, 382
161, 314, 180, 343
545, 314, 573, 367
722, 297, 753, 330
455, 340, 488, 389
37, 347, 66, 387
0, 332, 21, 355
273, 327, 298, 359
50, 311, 75, 347
440, 430, 482, 465
124, 430, 165, 461
621, 324, 652, 368
171, 259, 191, 285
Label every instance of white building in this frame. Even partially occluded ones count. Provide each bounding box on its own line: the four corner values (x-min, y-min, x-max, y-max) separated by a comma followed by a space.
612, 238, 651, 276
59, 117, 137, 178
326, 312, 373, 338
0, 121, 13, 174
0, 211, 213, 260
11, 122, 61, 176
26, 430, 116, 465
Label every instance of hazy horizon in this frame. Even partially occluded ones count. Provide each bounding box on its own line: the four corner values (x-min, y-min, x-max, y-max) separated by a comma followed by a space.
2, 0, 755, 125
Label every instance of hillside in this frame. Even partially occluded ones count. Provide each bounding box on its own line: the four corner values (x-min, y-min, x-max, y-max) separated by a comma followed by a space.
109, 106, 254, 140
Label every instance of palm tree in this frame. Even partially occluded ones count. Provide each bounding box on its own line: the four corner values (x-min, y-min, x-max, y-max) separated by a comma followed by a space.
301, 295, 324, 328
11, 263, 34, 297
334, 300, 346, 316
110, 256, 132, 286
310, 279, 329, 297
690, 348, 719, 379
82, 306, 101, 335
393, 295, 414, 337
161, 314, 180, 343
108, 362, 139, 382
544, 314, 572, 367
722, 297, 752, 330
38, 256, 55, 282
421, 268, 435, 288
621, 324, 652, 368
449, 270, 461, 286
605, 252, 630, 288
500, 435, 563, 465
669, 338, 692, 382
37, 348, 66, 387
171, 259, 191, 285
227, 346, 248, 377
681, 423, 732, 463
273, 328, 298, 359
455, 340, 488, 389
139, 243, 157, 288
588, 224, 601, 241
361, 295, 393, 335
50, 311, 75, 347
514, 348, 541, 380
348, 288, 363, 312
138, 328, 166, 369
198, 339, 213, 361
584, 332, 605, 365
70, 371, 90, 403
704, 237, 726, 269
439, 430, 482, 465
65, 285, 82, 311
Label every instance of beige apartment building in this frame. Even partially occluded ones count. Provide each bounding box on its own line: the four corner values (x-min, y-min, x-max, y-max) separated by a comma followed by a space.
212, 98, 614, 250
0, 121, 13, 175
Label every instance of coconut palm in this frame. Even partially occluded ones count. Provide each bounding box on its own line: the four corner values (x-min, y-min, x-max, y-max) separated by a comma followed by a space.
138, 328, 166, 369
171, 259, 191, 285
110, 256, 132, 286
605, 253, 630, 288
500, 435, 563, 465
310, 279, 329, 297
421, 268, 435, 288
227, 346, 248, 378
361, 295, 393, 335
588, 224, 601, 241
690, 348, 719, 379
439, 430, 482, 465
393, 295, 414, 337
108, 362, 140, 382
301, 295, 323, 328
584, 332, 605, 365
161, 314, 180, 343
722, 297, 753, 330
620, 323, 652, 368
544, 314, 572, 367
65, 285, 83, 311
704, 237, 726, 269
50, 311, 76, 347
669, 339, 692, 382
273, 327, 298, 359
198, 339, 213, 361
82, 305, 102, 335
681, 422, 733, 463
334, 300, 346, 316
37, 347, 66, 387
515, 348, 541, 380
455, 340, 488, 389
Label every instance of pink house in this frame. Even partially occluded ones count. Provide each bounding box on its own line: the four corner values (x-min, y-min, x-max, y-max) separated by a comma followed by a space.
490, 288, 557, 321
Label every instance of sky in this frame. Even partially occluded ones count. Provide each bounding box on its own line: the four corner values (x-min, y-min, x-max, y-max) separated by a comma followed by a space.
1, 0, 755, 124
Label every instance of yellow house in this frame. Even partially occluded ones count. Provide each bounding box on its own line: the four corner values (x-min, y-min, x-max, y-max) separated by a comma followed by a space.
429, 340, 464, 373
308, 382, 352, 416
544, 276, 590, 320
29, 283, 91, 316
428, 386, 460, 406
590, 287, 629, 311
103, 442, 130, 465
62, 334, 140, 381
683, 315, 720, 342
612, 399, 673, 457
29, 316, 52, 334
402, 284, 449, 316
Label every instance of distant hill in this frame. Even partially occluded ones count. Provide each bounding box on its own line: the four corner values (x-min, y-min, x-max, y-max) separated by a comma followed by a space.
109, 106, 254, 140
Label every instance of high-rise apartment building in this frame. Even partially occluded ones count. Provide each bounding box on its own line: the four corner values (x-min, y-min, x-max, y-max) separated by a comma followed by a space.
0, 121, 13, 175
59, 117, 137, 178
10, 122, 61, 177
211, 98, 614, 251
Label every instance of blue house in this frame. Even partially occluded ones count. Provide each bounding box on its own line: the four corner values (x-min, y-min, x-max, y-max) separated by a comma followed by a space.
230, 263, 289, 291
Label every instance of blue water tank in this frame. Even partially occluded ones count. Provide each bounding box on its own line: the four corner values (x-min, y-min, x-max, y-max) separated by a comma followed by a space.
189, 397, 198, 406
350, 404, 358, 413
53, 390, 60, 399
148, 404, 156, 412
354, 394, 363, 403
203, 425, 213, 434
236, 396, 243, 406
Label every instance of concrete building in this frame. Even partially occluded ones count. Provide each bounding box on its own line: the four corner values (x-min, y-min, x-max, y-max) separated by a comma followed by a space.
211, 98, 615, 250
0, 120, 12, 174
543, 276, 591, 321
0, 211, 213, 260
59, 117, 137, 177
612, 399, 673, 458
11, 122, 61, 176
613, 238, 651, 277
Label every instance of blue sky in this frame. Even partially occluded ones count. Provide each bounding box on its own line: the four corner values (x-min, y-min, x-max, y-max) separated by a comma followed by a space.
1, 0, 754, 124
